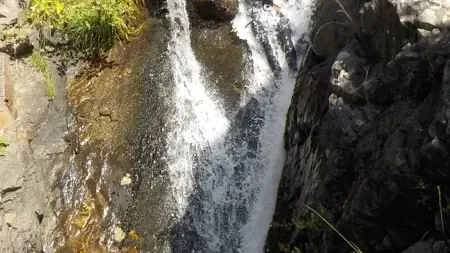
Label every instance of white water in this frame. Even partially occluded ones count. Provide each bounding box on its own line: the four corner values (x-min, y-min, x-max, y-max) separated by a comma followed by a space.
164, 0, 313, 252
165, 0, 230, 215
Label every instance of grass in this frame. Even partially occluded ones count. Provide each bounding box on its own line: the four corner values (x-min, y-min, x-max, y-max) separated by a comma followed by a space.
26, 0, 141, 55
302, 204, 363, 253
0, 136, 9, 156
437, 186, 445, 237
30, 51, 56, 100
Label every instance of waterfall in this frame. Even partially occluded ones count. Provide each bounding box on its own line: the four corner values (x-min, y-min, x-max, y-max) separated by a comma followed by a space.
165, 0, 230, 215
164, 0, 313, 252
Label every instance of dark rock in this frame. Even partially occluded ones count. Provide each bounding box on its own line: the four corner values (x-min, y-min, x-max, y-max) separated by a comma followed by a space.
358, 0, 404, 62
432, 241, 446, 253
267, 0, 450, 252
145, 0, 168, 17
400, 239, 434, 253
188, 0, 237, 26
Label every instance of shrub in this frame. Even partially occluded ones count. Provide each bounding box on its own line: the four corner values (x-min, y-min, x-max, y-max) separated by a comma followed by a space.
27, 0, 141, 55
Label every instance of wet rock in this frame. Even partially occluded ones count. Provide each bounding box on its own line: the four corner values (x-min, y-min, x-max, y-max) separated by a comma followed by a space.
61, 21, 174, 253
188, 0, 238, 24
191, 25, 246, 112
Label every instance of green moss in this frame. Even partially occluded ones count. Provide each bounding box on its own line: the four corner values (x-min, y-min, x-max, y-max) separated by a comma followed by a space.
27, 0, 142, 55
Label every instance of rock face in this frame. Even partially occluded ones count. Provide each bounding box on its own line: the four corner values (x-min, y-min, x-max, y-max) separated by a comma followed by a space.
0, 53, 69, 252
267, 0, 450, 252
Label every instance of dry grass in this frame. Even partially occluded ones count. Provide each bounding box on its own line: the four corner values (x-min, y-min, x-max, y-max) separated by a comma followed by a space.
302, 204, 364, 253
312, 0, 355, 55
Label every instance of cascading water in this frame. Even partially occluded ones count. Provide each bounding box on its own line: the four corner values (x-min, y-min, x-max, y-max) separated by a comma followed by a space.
165, 0, 230, 215
164, 0, 313, 252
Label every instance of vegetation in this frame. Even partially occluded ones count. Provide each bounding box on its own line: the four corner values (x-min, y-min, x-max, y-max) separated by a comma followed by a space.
26, 0, 142, 55
0, 136, 9, 156
30, 51, 55, 100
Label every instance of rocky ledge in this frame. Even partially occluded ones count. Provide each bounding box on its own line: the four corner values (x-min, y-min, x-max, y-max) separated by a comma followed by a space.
268, 0, 450, 252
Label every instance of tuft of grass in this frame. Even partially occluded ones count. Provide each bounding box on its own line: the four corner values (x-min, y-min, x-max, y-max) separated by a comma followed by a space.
0, 136, 9, 156
26, 0, 142, 55
30, 51, 55, 100
302, 204, 363, 253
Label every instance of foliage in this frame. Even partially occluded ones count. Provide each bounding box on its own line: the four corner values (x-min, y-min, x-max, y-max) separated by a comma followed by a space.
0, 136, 9, 156
26, 0, 141, 55
30, 51, 55, 100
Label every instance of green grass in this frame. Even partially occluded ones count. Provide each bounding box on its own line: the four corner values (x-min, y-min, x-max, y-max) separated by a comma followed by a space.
26, 0, 141, 55
30, 51, 55, 100
0, 136, 9, 156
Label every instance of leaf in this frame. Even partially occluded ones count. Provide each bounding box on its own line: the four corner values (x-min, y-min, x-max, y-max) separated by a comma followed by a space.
129, 230, 139, 240
231, 83, 240, 92
120, 174, 132, 185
